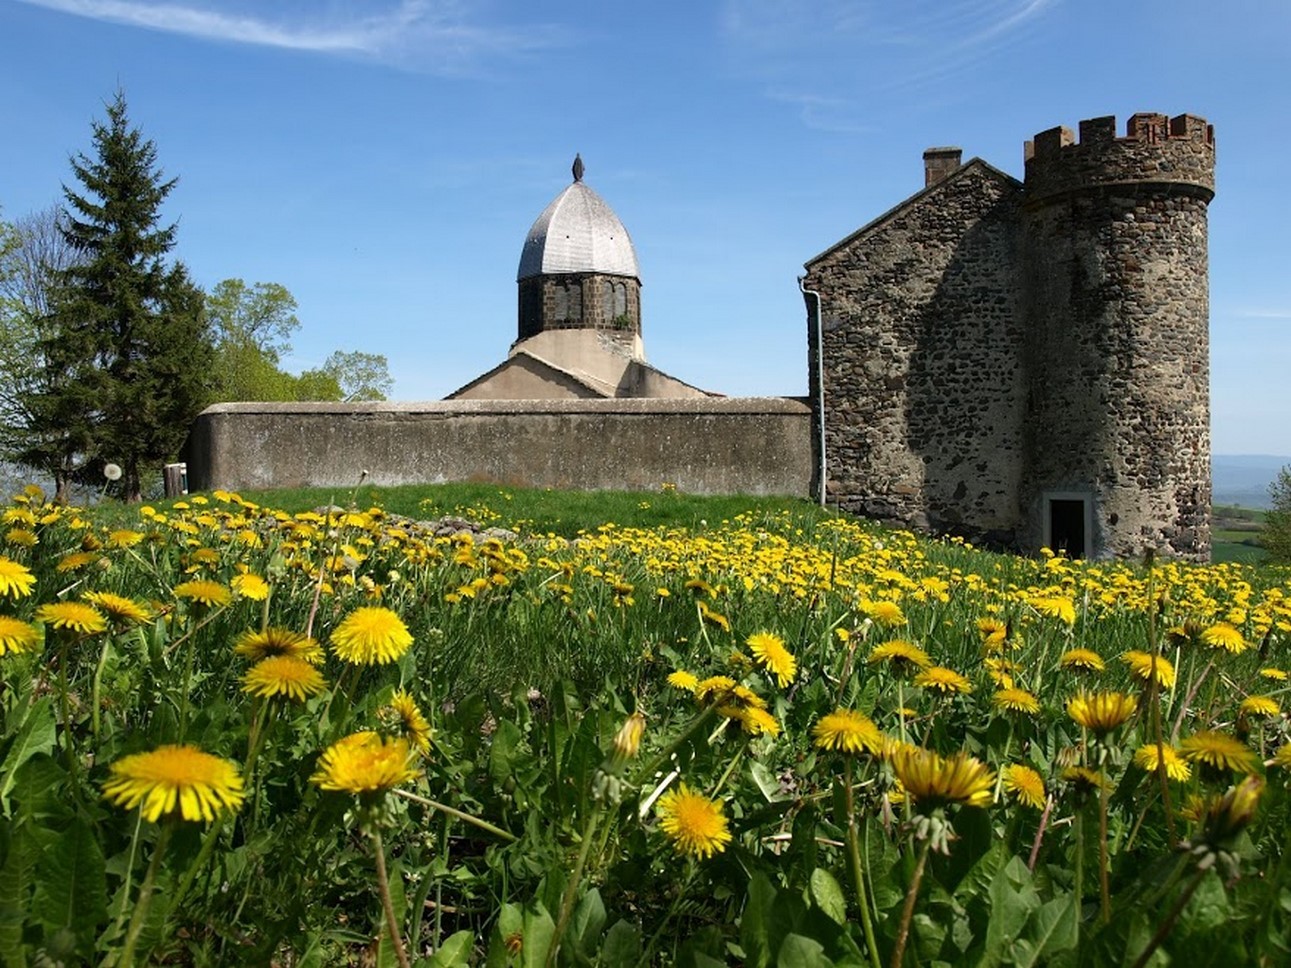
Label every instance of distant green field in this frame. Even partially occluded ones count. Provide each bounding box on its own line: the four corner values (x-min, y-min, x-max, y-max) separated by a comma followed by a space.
1211, 504, 1268, 563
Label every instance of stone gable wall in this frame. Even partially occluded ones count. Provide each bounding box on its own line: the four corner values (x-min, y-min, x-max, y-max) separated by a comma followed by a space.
805, 164, 1025, 543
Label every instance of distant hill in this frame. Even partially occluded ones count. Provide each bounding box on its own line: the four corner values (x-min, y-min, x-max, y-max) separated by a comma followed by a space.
1213, 454, 1290, 509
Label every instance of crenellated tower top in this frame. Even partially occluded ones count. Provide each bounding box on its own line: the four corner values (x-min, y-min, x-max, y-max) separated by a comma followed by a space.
1023, 113, 1215, 205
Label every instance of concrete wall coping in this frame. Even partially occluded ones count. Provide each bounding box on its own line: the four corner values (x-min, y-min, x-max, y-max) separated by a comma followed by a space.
199, 397, 812, 417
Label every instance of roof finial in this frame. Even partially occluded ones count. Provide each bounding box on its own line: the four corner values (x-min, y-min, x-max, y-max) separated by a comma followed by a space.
572, 153, 584, 183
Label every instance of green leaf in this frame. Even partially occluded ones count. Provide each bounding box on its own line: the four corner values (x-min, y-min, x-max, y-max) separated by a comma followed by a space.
809, 868, 848, 926
427, 930, 475, 967
521, 901, 556, 968
741, 872, 778, 968
0, 698, 55, 817
752, 761, 788, 802
599, 920, 641, 966
571, 887, 607, 951
489, 719, 525, 788
31, 817, 107, 959
777, 933, 833, 968
981, 856, 1040, 968
1014, 894, 1078, 967
0, 820, 44, 965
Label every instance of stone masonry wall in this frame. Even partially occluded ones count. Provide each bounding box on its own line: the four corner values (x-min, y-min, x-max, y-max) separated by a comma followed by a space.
805, 162, 1026, 544
517, 274, 641, 347
1021, 114, 1214, 560
185, 398, 812, 497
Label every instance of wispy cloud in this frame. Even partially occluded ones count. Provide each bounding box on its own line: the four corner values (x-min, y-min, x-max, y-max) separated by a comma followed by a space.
14, 0, 564, 72
1228, 309, 1291, 320
719, 0, 1057, 130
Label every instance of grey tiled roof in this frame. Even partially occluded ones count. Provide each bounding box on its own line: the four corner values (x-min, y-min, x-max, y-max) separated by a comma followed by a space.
517, 181, 639, 281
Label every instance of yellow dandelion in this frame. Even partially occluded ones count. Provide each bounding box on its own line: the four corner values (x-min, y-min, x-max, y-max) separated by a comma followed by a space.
329, 606, 413, 665
656, 783, 732, 860
611, 711, 646, 760
1121, 650, 1176, 689
174, 580, 232, 608
241, 655, 327, 702
1059, 648, 1105, 673
868, 600, 906, 626
106, 529, 144, 549
1031, 596, 1076, 626
812, 708, 884, 755
0, 615, 41, 656
1201, 775, 1264, 845
55, 551, 100, 573
1239, 696, 1279, 719
1201, 622, 1246, 655
667, 670, 699, 692
386, 690, 433, 755
311, 731, 419, 795
5, 528, 37, 548
694, 675, 737, 703
230, 573, 270, 601
102, 745, 245, 822
697, 600, 731, 633
993, 688, 1041, 716
35, 601, 107, 635
1179, 731, 1259, 774
731, 706, 781, 737
1066, 691, 1137, 737
0, 557, 36, 599
1003, 764, 1046, 809
1061, 766, 1111, 797
914, 666, 973, 695
233, 627, 324, 664
1133, 743, 1191, 781
867, 639, 931, 673
1260, 668, 1287, 681
83, 591, 153, 626
977, 617, 1008, 647
891, 748, 995, 809
746, 631, 797, 688
1271, 745, 1291, 770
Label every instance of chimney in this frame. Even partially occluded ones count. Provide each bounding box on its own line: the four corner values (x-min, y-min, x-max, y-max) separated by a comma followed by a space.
923, 147, 962, 186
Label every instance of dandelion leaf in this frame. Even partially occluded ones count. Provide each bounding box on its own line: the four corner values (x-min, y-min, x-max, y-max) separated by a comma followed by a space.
0, 697, 56, 817
31, 816, 106, 962
809, 868, 847, 926
427, 930, 474, 967
599, 919, 642, 965
776, 933, 832, 968
1012, 894, 1078, 967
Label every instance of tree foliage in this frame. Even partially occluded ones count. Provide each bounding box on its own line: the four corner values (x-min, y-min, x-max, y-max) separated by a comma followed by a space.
317, 349, 393, 402
21, 92, 213, 501
1263, 466, 1291, 564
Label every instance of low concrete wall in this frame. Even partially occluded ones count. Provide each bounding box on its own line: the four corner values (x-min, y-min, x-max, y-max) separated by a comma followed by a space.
186, 397, 814, 496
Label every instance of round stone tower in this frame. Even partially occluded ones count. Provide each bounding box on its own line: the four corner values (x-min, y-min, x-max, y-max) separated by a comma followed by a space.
516, 154, 643, 356
1019, 113, 1216, 560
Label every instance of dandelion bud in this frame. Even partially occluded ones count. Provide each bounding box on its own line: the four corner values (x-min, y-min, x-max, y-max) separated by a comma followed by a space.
612, 711, 646, 762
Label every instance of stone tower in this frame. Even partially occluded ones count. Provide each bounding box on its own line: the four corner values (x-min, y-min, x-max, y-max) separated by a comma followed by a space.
1020, 114, 1215, 560
516, 154, 643, 355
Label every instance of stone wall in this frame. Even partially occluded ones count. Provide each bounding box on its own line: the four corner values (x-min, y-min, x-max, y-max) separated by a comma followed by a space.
517, 273, 641, 345
186, 398, 813, 496
804, 161, 1026, 544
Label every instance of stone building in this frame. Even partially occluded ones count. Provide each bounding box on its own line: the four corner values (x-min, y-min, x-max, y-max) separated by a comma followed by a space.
449, 155, 711, 400
802, 112, 1215, 560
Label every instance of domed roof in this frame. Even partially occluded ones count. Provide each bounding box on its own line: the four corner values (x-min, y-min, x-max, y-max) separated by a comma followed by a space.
517, 156, 640, 282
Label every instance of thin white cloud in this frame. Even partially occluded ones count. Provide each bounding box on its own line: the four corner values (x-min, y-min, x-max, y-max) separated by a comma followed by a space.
1225, 309, 1291, 320
719, 0, 1058, 129
14, 0, 563, 70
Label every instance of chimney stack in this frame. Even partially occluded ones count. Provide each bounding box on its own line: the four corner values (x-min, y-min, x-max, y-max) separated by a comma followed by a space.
923, 147, 963, 187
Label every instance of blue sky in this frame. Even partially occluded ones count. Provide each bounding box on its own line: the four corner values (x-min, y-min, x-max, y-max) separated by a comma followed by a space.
2, 0, 1288, 454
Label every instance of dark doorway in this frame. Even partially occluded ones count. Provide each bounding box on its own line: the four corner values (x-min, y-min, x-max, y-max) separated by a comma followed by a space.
1049, 499, 1087, 558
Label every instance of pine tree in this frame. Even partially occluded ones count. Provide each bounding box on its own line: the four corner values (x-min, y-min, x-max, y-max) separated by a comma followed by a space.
23, 92, 213, 501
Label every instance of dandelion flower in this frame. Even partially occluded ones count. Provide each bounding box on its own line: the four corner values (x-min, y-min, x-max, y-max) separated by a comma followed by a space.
697, 601, 730, 633
694, 675, 737, 703
1201, 623, 1246, 655
1201, 775, 1264, 845
0, 557, 35, 599
1133, 743, 1191, 781
6, 528, 37, 548
914, 666, 973, 695
311, 731, 419, 796
0, 615, 40, 656
746, 631, 797, 687
868, 600, 906, 627
993, 688, 1041, 716
1059, 648, 1105, 673
1066, 691, 1137, 737
1061, 766, 1111, 797
174, 580, 232, 608
241, 655, 327, 702
231, 573, 270, 601
666, 670, 698, 692
1259, 667, 1287, 681
977, 617, 1008, 648
656, 783, 732, 860
1121, 650, 1175, 689
102, 745, 244, 822
891, 748, 995, 809
1031, 596, 1076, 626
83, 591, 152, 626
1239, 695, 1279, 719
330, 606, 413, 665
867, 639, 931, 673
234, 627, 323, 664
812, 708, 884, 755
1271, 745, 1291, 769
56, 551, 100, 573
1003, 764, 1046, 809
1179, 731, 1258, 774
106, 529, 144, 549
35, 601, 107, 635
386, 690, 433, 755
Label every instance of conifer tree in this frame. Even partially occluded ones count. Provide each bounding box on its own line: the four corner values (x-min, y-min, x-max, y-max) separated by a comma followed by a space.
23, 92, 212, 501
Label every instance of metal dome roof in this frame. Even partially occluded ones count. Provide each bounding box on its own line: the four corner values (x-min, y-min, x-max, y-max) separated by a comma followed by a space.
517, 157, 639, 282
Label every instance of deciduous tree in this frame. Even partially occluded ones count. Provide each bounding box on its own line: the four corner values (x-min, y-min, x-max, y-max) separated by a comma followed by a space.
1263, 467, 1291, 564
